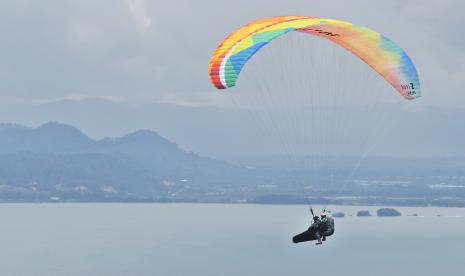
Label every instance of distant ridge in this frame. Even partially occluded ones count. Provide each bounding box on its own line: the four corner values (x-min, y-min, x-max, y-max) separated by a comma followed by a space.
0, 122, 94, 153
0, 122, 464, 206
0, 122, 243, 202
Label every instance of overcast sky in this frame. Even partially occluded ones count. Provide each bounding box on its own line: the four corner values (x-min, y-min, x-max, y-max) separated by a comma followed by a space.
0, 0, 464, 158
0, 0, 464, 107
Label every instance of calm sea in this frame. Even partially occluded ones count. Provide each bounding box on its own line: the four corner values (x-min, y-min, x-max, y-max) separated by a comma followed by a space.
0, 203, 464, 276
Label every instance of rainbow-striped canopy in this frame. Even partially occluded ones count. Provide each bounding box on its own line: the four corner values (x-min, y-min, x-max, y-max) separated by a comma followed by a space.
209, 16, 420, 100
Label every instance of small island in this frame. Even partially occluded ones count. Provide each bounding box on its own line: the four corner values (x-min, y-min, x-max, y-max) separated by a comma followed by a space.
332, 212, 345, 218
356, 210, 371, 217
377, 208, 402, 217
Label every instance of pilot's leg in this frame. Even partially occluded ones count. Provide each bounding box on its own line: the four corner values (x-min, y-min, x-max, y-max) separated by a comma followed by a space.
315, 232, 322, 245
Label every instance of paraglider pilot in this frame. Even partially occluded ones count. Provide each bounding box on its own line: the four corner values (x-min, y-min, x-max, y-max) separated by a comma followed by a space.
292, 209, 334, 245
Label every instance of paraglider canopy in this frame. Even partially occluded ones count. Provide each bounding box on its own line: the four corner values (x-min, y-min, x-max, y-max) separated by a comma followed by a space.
209, 16, 420, 100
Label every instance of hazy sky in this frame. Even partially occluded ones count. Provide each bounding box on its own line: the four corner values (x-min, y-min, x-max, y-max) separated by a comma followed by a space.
0, 0, 464, 158
0, 0, 464, 107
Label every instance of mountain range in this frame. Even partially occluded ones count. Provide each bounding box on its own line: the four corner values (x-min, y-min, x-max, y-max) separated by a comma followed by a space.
0, 122, 245, 202
0, 122, 465, 206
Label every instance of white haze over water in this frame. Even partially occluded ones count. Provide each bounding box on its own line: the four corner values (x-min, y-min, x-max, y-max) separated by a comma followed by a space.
1, 203, 464, 276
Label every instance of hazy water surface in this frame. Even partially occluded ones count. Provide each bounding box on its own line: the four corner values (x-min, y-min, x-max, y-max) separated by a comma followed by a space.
1, 203, 464, 276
